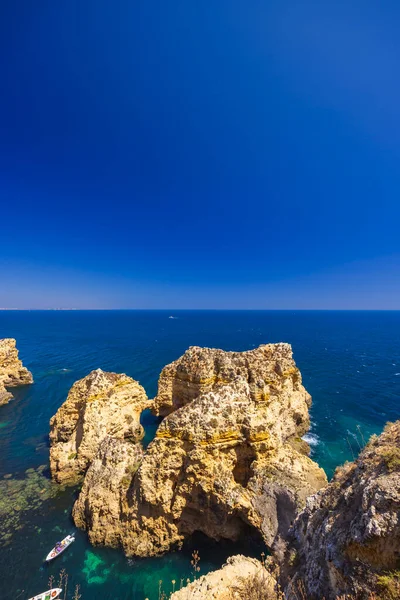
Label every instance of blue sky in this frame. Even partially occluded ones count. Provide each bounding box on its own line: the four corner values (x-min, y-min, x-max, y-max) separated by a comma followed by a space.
1, 0, 400, 308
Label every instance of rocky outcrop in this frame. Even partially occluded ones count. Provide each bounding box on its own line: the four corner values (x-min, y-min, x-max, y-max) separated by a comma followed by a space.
153, 344, 311, 437
170, 555, 277, 599
111, 377, 326, 557
0, 338, 33, 405
49, 369, 150, 484
283, 421, 400, 600
72, 344, 326, 557
73, 437, 144, 547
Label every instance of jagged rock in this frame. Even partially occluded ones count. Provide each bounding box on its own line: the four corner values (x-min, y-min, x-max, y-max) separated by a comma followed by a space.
110, 377, 326, 557
153, 345, 311, 442
0, 385, 12, 406
69, 345, 325, 557
0, 338, 33, 405
49, 369, 150, 484
283, 421, 400, 600
170, 555, 277, 599
73, 437, 144, 547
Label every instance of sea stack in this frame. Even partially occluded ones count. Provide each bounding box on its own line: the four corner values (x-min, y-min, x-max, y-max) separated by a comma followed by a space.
71, 344, 327, 557
49, 369, 151, 484
0, 338, 33, 405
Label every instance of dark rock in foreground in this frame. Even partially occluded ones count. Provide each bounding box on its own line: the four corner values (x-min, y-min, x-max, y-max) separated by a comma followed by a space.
283, 421, 400, 600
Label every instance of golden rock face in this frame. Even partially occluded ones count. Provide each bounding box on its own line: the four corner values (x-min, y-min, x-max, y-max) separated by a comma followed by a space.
115, 377, 326, 557
49, 368, 150, 484
170, 555, 277, 600
60, 344, 327, 558
152, 344, 311, 431
0, 338, 33, 405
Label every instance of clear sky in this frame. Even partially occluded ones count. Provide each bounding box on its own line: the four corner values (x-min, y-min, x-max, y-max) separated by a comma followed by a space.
1, 0, 400, 309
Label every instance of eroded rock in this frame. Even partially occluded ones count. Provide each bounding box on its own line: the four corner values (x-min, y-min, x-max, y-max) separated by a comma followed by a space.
153, 344, 311, 441
0, 338, 33, 405
73, 437, 144, 548
49, 369, 150, 484
283, 421, 400, 600
72, 344, 326, 557
170, 555, 277, 600
113, 377, 326, 557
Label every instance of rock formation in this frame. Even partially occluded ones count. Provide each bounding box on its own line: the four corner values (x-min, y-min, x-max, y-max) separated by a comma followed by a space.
49, 369, 150, 484
73, 437, 144, 547
170, 555, 277, 599
283, 421, 400, 600
0, 338, 33, 405
71, 344, 326, 557
153, 344, 312, 437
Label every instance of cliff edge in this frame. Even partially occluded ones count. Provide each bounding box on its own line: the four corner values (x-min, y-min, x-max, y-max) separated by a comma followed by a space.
283, 421, 400, 599
0, 338, 33, 405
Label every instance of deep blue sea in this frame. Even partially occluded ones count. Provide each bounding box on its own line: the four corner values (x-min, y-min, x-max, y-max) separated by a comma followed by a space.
0, 310, 399, 600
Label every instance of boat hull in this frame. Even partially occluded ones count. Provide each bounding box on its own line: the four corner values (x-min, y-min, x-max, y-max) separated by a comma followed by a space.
45, 535, 75, 561
27, 587, 62, 600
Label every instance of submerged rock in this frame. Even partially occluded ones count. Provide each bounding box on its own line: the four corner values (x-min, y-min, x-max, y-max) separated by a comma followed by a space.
283, 421, 400, 600
0, 465, 62, 546
72, 345, 326, 557
0, 338, 33, 405
49, 369, 150, 484
170, 555, 277, 599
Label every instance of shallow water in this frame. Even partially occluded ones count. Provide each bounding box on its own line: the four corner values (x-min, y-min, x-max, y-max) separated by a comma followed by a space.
0, 310, 399, 599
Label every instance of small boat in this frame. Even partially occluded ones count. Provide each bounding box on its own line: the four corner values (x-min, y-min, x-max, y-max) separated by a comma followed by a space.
45, 534, 75, 562
28, 587, 62, 600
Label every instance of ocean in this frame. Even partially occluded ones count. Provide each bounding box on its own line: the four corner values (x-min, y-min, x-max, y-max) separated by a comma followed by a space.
0, 310, 399, 600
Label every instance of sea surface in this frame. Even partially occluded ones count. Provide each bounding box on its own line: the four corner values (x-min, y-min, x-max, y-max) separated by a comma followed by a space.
0, 310, 399, 600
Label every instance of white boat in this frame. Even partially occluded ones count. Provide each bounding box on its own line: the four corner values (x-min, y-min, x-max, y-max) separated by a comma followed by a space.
45, 534, 75, 561
28, 587, 62, 600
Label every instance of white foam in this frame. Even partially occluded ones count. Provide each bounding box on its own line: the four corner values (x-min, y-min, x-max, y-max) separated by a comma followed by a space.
302, 433, 320, 447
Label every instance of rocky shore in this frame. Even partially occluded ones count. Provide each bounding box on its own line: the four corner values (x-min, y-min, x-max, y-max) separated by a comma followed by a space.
0, 338, 33, 405
45, 342, 400, 599
170, 555, 277, 599
282, 420, 400, 599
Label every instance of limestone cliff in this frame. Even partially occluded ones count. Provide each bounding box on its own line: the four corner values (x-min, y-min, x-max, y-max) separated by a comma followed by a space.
0, 338, 33, 405
49, 369, 150, 484
72, 344, 326, 557
283, 421, 400, 600
170, 555, 277, 600
112, 378, 326, 557
153, 343, 311, 439
73, 437, 144, 547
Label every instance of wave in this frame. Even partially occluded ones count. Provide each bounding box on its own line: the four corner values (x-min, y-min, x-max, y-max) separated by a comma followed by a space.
302, 433, 320, 447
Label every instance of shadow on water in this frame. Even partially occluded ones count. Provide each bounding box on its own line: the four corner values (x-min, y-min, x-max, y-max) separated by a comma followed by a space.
140, 408, 163, 448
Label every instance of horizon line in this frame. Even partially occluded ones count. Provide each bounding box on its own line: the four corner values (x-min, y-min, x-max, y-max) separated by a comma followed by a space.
1, 308, 400, 312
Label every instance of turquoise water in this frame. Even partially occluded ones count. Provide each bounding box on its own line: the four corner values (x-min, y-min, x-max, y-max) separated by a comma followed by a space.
1, 310, 399, 599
